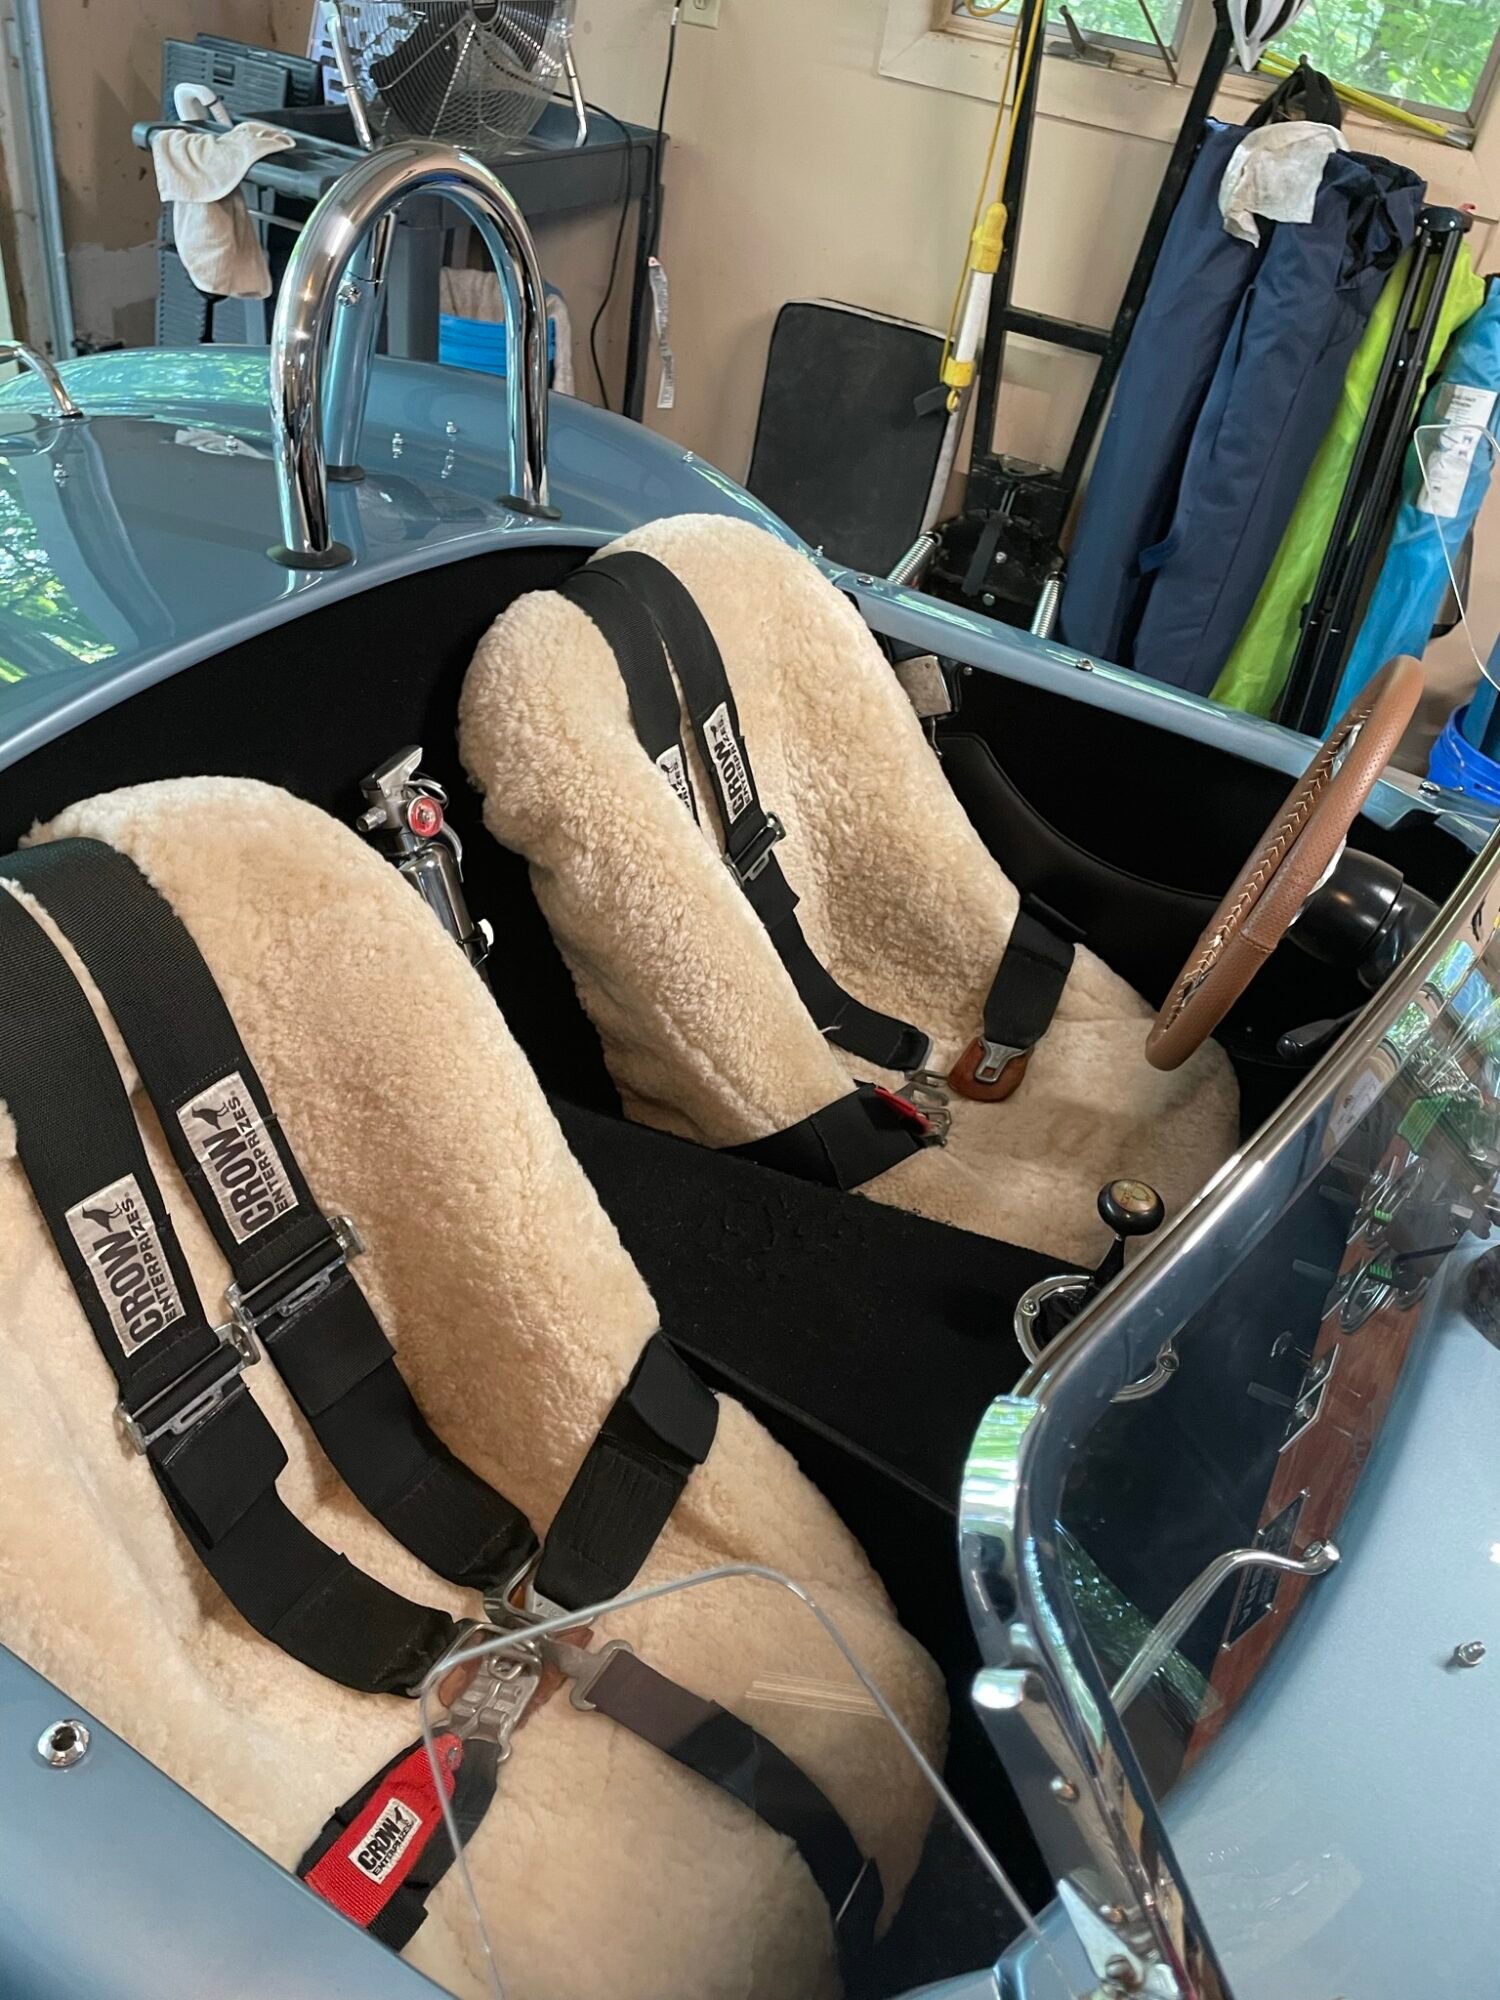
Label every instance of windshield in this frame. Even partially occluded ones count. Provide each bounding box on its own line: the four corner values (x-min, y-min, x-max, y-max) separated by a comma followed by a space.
1019, 837, 1500, 1999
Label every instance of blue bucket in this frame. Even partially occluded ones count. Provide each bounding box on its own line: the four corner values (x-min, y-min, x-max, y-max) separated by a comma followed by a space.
439, 310, 557, 379
1428, 704, 1500, 807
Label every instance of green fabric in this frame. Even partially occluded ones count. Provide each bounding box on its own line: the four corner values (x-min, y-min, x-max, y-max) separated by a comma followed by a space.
1212, 242, 1485, 717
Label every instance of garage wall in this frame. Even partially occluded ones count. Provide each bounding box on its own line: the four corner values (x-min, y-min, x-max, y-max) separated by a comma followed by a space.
37, 0, 304, 349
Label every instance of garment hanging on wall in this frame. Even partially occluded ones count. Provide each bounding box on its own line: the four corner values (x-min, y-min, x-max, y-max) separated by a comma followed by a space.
1127, 147, 1424, 695
1059, 113, 1423, 692
1332, 280, 1500, 714
1057, 121, 1253, 668
1212, 243, 1484, 717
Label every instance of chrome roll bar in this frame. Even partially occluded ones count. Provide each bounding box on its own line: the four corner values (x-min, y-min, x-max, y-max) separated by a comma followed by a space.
0, 342, 83, 421
269, 140, 554, 569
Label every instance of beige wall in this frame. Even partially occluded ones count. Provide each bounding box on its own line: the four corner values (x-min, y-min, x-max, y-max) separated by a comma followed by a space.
37, 0, 306, 348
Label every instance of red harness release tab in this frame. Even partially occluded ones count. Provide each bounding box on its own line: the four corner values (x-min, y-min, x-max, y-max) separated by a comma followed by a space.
304, 1733, 464, 1931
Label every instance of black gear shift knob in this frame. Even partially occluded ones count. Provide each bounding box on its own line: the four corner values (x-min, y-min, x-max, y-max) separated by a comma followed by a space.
1098, 1179, 1166, 1239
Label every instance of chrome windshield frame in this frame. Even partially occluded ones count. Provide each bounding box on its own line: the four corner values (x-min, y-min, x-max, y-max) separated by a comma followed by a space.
963, 819, 1500, 1999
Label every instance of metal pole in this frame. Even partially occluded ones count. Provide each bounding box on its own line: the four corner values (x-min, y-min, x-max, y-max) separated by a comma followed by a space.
968, 0, 1047, 481
13, 0, 74, 357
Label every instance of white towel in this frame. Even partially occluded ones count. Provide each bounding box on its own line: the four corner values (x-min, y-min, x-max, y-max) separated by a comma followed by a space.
1219, 121, 1348, 246
151, 120, 296, 299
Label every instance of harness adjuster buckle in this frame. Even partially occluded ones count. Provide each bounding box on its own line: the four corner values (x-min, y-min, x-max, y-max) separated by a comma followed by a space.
726, 814, 786, 886
949, 1036, 1033, 1103
225, 1214, 364, 1341
892, 1070, 952, 1145
438, 1620, 543, 1759
116, 1321, 259, 1455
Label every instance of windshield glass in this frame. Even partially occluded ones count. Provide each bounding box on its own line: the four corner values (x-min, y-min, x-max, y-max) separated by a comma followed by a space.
1036, 846, 1500, 1998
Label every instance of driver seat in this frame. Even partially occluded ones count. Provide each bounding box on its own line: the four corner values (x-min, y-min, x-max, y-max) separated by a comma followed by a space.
461, 517, 1238, 1265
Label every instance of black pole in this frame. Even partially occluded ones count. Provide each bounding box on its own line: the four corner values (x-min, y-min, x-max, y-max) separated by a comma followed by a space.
968, 0, 1048, 481
1279, 209, 1468, 734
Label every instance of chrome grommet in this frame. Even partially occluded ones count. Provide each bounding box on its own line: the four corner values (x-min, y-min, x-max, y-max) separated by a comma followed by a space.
37, 1718, 89, 1768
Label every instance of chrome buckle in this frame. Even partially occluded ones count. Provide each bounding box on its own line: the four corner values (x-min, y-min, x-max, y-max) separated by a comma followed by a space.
898, 1069, 952, 1145
439, 1620, 543, 1760
489, 1574, 638, 1714
116, 1321, 259, 1455
971, 1038, 1026, 1087
225, 1214, 364, 1341
725, 814, 786, 886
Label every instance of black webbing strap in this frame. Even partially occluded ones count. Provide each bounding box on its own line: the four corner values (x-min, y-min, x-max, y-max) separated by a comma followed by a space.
534, 1333, 718, 1612
0, 884, 457, 1695
727, 1081, 935, 1192
982, 895, 1083, 1055
561, 566, 699, 822
587, 1648, 882, 1979
579, 550, 931, 1074
2, 840, 541, 1601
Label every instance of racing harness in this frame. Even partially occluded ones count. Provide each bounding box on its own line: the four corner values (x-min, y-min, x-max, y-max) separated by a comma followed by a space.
561, 552, 1083, 1176
0, 839, 881, 1971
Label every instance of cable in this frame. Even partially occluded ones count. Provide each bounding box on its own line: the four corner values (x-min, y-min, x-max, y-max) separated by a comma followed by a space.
619, 1, 681, 419
586, 102, 635, 411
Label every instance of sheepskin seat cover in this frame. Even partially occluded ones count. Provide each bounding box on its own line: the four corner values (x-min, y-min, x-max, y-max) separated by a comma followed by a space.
0, 778, 945, 2000
459, 516, 1239, 1266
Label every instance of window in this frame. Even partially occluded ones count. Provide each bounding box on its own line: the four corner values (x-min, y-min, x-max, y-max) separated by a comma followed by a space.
946, 0, 1500, 119
1267, 0, 1500, 119
946, 0, 1196, 65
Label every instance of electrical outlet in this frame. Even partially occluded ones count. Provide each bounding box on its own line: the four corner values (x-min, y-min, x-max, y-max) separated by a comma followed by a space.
684, 0, 720, 25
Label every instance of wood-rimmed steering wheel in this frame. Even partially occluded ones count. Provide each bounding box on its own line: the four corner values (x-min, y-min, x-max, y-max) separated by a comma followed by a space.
1146, 655, 1424, 1072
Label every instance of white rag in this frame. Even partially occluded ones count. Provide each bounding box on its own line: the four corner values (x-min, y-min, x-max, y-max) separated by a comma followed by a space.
1218, 122, 1348, 246
151, 120, 296, 298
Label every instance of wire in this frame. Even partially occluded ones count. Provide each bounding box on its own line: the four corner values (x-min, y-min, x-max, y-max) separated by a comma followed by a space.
586, 101, 635, 411
588, 4, 679, 414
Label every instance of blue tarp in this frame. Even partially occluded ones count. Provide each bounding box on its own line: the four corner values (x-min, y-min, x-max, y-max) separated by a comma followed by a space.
1061, 126, 1423, 697
1334, 280, 1500, 717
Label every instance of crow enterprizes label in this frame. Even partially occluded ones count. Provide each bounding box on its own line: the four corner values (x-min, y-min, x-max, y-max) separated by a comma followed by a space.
178, 1071, 296, 1243
65, 1174, 184, 1355
703, 701, 752, 825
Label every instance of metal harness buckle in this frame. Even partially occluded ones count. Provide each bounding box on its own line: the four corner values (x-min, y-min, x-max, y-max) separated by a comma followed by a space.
725, 814, 786, 886
896, 1069, 952, 1145
116, 1320, 259, 1455
438, 1620, 543, 1759
971, 1038, 1027, 1087
225, 1214, 365, 1341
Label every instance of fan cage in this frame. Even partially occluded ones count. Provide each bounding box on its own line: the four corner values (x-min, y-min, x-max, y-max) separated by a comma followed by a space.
341, 1, 575, 158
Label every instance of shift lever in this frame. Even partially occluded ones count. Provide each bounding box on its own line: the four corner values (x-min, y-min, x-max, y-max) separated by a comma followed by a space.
1091, 1178, 1167, 1292
1013, 1179, 1166, 1362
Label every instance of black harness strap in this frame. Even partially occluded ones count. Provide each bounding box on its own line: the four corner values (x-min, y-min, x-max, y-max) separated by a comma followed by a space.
727, 1080, 937, 1192
586, 1649, 882, 1977
950, 894, 1085, 1103
561, 567, 699, 822
0, 885, 457, 1695
535, 1332, 718, 1613
2, 840, 541, 1602
580, 550, 931, 1074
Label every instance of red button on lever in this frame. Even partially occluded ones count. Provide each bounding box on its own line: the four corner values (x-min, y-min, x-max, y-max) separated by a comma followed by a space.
406, 795, 444, 839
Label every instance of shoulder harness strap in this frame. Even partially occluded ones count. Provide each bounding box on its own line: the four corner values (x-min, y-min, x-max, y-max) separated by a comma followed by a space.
567, 551, 933, 1074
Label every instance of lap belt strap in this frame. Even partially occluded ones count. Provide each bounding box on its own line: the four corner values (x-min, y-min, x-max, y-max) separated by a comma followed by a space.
583, 1648, 882, 1974
1, 840, 541, 1602
728, 1079, 944, 1192
0, 884, 459, 1695
575, 551, 932, 1074
950, 894, 1085, 1103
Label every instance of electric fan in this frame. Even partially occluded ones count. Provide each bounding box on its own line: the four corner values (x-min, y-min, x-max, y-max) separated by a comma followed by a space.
334, 1, 577, 159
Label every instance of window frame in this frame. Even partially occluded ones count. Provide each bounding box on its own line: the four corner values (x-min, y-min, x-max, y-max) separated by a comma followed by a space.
939, 0, 1500, 130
